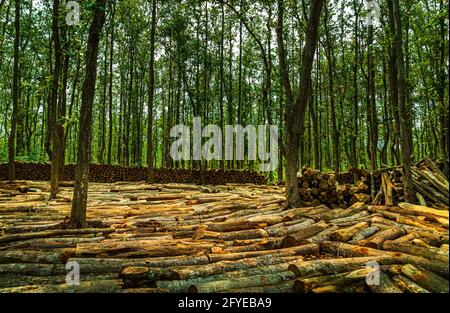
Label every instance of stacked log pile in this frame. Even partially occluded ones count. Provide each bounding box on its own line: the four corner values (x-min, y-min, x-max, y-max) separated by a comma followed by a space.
299, 158, 448, 208
298, 168, 371, 208
0, 162, 266, 185
373, 157, 449, 208
0, 181, 448, 293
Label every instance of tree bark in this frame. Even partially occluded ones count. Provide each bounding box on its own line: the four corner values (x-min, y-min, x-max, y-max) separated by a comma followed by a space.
69, 0, 107, 228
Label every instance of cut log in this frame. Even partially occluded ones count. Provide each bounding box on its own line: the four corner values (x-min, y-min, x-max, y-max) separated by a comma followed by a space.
364, 228, 406, 249
293, 268, 373, 293
400, 264, 449, 293
367, 271, 403, 293
330, 222, 369, 242
391, 275, 430, 293
187, 271, 297, 293
381, 240, 449, 263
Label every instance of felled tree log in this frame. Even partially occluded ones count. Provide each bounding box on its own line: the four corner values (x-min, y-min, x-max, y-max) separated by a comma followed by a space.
0, 263, 66, 276
0, 250, 70, 264
382, 240, 449, 263
225, 280, 296, 293
0, 279, 123, 293
330, 222, 369, 242
287, 256, 399, 278
173, 256, 300, 279
400, 264, 449, 293
0, 228, 115, 245
207, 244, 319, 263
320, 241, 449, 278
363, 228, 406, 249
391, 275, 430, 293
187, 271, 297, 293
397, 203, 449, 219
348, 226, 380, 244
264, 219, 315, 237
306, 226, 339, 244
293, 268, 372, 293
282, 222, 329, 248
310, 281, 367, 293
192, 228, 269, 241
367, 271, 403, 293
120, 266, 180, 287
67, 255, 210, 274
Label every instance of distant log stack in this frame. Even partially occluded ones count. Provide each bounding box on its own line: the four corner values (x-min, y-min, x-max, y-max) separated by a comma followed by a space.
0, 162, 267, 185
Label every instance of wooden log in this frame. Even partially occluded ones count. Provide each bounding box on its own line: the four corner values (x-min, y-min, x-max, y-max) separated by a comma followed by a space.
173, 256, 300, 279
329, 211, 370, 224
367, 271, 403, 293
330, 222, 369, 242
293, 268, 372, 293
311, 281, 367, 293
391, 275, 430, 293
264, 219, 315, 237
187, 271, 297, 293
348, 226, 380, 244
0, 279, 123, 293
282, 222, 329, 248
225, 280, 296, 293
207, 244, 319, 263
397, 202, 448, 219
0, 228, 115, 245
306, 226, 339, 244
288, 256, 399, 278
381, 240, 449, 263
400, 264, 449, 293
320, 241, 449, 278
0, 263, 65, 276
193, 228, 269, 241
120, 266, 180, 287
0, 249, 71, 264
364, 228, 406, 249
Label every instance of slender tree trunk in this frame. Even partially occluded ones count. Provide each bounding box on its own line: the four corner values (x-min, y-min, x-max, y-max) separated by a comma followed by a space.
107, 1, 115, 165
390, 0, 415, 203
8, 0, 20, 182
147, 0, 157, 182
277, 0, 324, 207
69, 0, 107, 228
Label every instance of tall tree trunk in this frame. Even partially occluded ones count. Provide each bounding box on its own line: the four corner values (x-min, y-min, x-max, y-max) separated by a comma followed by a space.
277, 0, 324, 207
69, 0, 107, 228
367, 21, 378, 198
389, 0, 415, 203
8, 0, 20, 182
147, 0, 157, 182
107, 1, 115, 165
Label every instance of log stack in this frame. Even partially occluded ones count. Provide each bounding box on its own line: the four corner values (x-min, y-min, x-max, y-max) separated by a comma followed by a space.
373, 158, 449, 208
0, 162, 266, 185
298, 168, 370, 209
0, 180, 447, 293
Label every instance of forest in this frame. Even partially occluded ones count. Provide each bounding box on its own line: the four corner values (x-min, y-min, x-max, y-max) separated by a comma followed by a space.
0, 0, 449, 294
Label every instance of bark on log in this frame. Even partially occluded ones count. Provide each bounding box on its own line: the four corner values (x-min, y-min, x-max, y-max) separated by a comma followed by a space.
400, 264, 449, 293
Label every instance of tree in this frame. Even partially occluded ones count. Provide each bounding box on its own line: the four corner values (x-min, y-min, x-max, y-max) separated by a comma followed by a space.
277, 0, 324, 207
388, 0, 415, 203
69, 0, 107, 228
49, 0, 63, 198
147, 0, 157, 182
8, 0, 20, 182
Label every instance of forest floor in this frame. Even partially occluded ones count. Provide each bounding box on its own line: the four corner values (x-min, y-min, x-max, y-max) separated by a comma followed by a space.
0, 181, 448, 293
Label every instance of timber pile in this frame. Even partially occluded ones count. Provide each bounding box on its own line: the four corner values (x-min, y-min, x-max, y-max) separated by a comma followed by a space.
298, 168, 370, 208
0, 181, 448, 293
373, 158, 449, 208
0, 162, 266, 185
